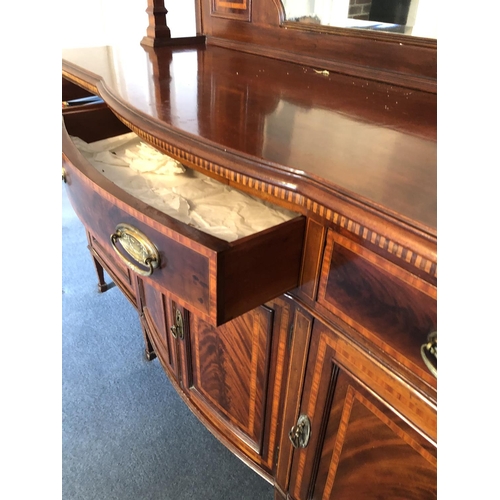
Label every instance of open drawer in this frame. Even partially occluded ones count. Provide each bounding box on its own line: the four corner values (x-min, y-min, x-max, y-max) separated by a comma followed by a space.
62, 104, 305, 326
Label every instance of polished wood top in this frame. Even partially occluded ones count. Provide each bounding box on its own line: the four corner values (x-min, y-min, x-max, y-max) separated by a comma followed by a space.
62, 41, 436, 235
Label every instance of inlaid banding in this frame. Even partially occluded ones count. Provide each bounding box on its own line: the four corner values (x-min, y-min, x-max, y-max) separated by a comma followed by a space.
61, 74, 437, 280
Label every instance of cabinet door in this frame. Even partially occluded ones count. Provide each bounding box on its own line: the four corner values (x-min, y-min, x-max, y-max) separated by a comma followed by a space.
288, 321, 437, 500
177, 298, 292, 474
275, 305, 314, 496
137, 278, 179, 379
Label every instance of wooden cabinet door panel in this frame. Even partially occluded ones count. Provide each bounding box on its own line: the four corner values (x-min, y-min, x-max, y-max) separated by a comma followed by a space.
289, 321, 436, 500
313, 371, 437, 500
275, 306, 314, 494
183, 305, 274, 455
137, 279, 178, 378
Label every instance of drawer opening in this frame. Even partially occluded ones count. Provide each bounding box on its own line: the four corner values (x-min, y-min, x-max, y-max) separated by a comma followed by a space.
63, 107, 306, 325
68, 130, 300, 243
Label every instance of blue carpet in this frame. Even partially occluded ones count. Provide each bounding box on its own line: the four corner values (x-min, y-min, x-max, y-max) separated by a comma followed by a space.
62, 185, 274, 500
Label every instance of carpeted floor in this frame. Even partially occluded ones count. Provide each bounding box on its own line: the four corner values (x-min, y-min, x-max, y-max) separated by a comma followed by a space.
62, 185, 274, 500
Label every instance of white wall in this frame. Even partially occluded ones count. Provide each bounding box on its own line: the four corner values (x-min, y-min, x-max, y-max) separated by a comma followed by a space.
165, 0, 196, 38
61, 0, 109, 47
410, 0, 437, 38
61, 0, 196, 48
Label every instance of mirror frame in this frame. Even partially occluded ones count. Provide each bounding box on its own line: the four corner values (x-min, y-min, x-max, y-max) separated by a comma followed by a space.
282, 19, 436, 48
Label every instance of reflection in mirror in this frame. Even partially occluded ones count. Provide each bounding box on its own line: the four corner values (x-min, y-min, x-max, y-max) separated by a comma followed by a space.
282, 0, 436, 39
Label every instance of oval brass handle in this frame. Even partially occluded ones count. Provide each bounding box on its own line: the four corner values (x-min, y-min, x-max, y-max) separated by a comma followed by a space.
62, 167, 67, 183
289, 414, 311, 449
110, 223, 160, 277
421, 331, 437, 378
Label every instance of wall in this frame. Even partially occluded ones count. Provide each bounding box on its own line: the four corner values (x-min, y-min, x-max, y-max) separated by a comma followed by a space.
61, 0, 109, 47
61, 0, 196, 48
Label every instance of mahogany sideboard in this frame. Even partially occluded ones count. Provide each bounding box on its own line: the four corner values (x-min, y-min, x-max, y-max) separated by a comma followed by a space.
62, 1, 437, 498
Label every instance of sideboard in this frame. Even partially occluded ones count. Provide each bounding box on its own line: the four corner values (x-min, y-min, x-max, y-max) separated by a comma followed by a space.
62, 1, 437, 498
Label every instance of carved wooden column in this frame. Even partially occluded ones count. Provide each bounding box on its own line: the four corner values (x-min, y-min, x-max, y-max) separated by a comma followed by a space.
141, 0, 171, 47
141, 0, 206, 47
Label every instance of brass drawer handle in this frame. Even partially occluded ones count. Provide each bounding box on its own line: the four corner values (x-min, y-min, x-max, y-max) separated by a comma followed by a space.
62, 167, 67, 183
289, 414, 311, 449
421, 331, 437, 378
110, 223, 160, 277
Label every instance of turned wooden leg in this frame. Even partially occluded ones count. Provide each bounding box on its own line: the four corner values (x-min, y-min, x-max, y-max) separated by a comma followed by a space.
91, 254, 111, 293
140, 314, 157, 361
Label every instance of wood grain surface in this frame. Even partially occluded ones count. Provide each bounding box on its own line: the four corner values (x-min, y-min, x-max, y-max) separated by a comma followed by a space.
62, 2, 437, 496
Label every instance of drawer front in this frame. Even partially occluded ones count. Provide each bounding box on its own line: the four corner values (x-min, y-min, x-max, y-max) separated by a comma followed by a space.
64, 156, 214, 316
317, 229, 437, 385
62, 127, 305, 326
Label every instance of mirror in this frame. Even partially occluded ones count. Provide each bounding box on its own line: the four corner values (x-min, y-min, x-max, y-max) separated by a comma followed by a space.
281, 0, 437, 39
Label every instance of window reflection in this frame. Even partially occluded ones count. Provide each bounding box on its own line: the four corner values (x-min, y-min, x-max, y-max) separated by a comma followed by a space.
282, 0, 437, 38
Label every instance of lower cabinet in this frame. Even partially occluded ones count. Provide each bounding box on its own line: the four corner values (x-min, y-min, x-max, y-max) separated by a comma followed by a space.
136, 276, 295, 477
100, 271, 437, 499
283, 320, 437, 500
